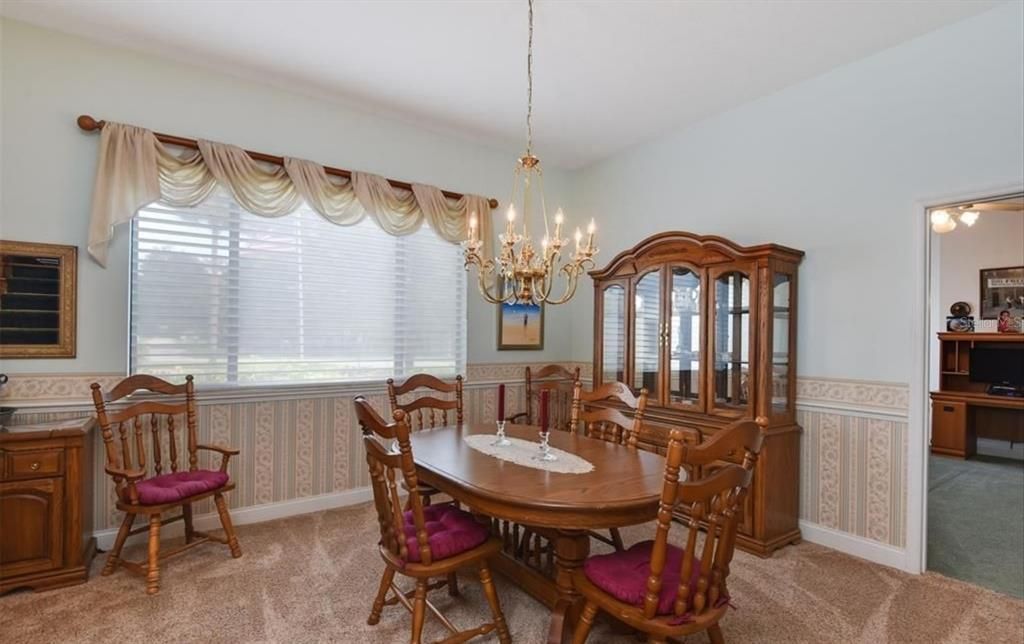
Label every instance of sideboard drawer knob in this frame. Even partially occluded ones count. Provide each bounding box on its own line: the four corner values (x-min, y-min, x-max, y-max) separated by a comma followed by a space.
30, 461, 40, 471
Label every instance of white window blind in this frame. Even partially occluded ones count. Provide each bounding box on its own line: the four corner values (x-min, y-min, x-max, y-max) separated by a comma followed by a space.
130, 189, 466, 386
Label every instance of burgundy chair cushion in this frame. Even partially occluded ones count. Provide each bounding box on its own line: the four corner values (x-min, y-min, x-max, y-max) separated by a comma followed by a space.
583, 539, 728, 617
124, 469, 230, 505
402, 504, 490, 563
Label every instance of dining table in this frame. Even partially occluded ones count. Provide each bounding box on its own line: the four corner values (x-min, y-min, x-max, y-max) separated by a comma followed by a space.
409, 422, 667, 644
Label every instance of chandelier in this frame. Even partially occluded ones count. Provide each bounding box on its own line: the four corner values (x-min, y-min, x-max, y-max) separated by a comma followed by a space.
463, 0, 597, 305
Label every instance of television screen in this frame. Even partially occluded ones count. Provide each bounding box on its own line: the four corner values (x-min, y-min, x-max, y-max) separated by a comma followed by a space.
969, 348, 1024, 386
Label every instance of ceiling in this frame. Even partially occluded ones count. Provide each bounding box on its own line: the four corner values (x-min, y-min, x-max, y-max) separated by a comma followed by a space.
1, 0, 1003, 168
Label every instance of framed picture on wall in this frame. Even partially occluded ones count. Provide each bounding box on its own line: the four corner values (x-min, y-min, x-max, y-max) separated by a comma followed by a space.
497, 300, 544, 350
979, 265, 1024, 320
0, 240, 77, 358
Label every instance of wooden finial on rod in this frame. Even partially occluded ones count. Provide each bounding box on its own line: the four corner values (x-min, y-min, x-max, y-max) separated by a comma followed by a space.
74, 114, 499, 209
77, 114, 105, 131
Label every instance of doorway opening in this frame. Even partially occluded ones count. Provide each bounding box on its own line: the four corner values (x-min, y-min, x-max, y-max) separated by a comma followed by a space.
924, 192, 1024, 598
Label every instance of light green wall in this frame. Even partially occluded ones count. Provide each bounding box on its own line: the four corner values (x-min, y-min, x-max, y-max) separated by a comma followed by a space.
0, 18, 576, 374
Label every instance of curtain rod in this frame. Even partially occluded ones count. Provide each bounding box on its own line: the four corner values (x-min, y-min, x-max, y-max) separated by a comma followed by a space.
76, 115, 499, 209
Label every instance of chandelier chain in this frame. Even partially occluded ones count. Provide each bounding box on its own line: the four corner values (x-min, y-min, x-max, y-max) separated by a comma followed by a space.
526, 0, 534, 157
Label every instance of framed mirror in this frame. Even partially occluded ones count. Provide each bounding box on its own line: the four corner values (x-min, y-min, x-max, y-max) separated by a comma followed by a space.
0, 241, 77, 358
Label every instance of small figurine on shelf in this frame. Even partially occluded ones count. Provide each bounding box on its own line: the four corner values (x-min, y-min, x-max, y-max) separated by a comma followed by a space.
997, 310, 1020, 333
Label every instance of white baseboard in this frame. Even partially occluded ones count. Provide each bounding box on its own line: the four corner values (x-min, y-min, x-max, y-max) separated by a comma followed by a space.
799, 520, 912, 572
93, 486, 373, 551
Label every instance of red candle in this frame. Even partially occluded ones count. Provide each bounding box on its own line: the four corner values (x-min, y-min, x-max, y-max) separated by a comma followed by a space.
539, 390, 549, 432
497, 384, 506, 421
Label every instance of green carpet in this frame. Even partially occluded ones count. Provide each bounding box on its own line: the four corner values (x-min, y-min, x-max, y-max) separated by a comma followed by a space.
928, 454, 1024, 598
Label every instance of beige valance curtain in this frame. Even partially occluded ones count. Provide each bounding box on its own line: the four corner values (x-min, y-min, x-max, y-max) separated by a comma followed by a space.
87, 122, 492, 266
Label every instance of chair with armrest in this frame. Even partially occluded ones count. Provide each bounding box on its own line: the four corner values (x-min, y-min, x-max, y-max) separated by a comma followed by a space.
354, 397, 510, 644
570, 380, 649, 550
571, 417, 766, 644
508, 364, 580, 432
89, 374, 241, 595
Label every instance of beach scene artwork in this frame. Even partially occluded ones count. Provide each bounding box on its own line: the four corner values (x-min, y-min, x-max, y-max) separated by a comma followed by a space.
499, 302, 543, 349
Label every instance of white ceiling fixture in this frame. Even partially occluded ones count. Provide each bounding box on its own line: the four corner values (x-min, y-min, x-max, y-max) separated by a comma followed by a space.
930, 197, 1024, 233
1, 0, 1002, 168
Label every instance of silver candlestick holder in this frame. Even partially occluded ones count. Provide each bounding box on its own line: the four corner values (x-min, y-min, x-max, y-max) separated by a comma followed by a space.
492, 420, 512, 446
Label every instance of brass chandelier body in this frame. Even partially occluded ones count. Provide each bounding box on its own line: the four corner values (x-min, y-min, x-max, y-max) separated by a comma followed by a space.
463, 0, 597, 306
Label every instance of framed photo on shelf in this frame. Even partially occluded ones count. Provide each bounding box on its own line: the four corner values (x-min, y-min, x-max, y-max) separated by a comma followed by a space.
497, 299, 544, 350
979, 265, 1024, 321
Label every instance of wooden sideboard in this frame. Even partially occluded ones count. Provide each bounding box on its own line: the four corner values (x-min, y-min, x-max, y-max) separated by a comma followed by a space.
930, 332, 1024, 458
590, 231, 804, 557
1, 417, 96, 594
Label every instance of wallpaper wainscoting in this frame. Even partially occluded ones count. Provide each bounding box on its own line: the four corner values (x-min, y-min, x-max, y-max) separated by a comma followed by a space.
4, 368, 908, 551
796, 378, 909, 548
3, 363, 586, 532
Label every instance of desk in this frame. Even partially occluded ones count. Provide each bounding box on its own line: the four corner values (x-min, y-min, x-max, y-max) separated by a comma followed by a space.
409, 423, 665, 644
930, 391, 1024, 458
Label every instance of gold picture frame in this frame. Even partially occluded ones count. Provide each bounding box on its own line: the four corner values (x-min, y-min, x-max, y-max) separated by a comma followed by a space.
0, 240, 77, 358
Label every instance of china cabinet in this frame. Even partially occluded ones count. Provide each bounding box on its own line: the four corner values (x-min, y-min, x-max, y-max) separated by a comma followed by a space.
590, 231, 804, 556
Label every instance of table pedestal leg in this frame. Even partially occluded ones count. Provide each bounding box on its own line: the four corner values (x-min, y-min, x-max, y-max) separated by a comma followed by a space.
547, 529, 589, 644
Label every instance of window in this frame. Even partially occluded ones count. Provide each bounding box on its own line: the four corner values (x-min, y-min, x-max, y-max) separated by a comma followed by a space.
130, 189, 466, 386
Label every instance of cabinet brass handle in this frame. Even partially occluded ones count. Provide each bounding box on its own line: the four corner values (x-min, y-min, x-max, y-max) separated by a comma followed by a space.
30, 461, 40, 471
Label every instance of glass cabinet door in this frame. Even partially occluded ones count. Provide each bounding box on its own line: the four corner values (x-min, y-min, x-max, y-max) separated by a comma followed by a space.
632, 270, 662, 402
770, 271, 793, 416
600, 283, 627, 385
710, 269, 752, 414
667, 266, 702, 409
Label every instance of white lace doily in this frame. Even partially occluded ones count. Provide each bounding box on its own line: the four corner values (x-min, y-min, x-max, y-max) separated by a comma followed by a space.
463, 434, 595, 474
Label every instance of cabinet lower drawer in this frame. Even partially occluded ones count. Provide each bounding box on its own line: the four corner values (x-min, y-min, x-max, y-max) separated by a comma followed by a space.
3, 449, 63, 480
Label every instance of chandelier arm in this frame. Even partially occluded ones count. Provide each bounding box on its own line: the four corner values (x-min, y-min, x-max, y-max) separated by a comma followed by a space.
469, 259, 511, 304
542, 259, 594, 306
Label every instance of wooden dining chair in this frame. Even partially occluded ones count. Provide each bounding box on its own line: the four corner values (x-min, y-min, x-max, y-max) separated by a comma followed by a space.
570, 380, 649, 550
354, 397, 511, 644
571, 417, 766, 644
90, 375, 242, 595
508, 364, 580, 432
387, 373, 464, 431
387, 373, 463, 507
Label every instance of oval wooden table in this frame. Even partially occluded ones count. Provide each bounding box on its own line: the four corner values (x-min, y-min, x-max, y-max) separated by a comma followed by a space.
409, 422, 666, 644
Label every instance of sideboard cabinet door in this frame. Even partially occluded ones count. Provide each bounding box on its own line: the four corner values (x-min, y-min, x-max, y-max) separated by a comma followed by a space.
0, 478, 64, 578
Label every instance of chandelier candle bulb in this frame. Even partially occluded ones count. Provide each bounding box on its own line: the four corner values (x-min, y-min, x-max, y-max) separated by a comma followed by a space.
468, 212, 478, 242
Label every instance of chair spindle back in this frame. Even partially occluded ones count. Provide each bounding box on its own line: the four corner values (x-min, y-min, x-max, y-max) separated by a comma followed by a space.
90, 375, 199, 497
570, 381, 648, 445
387, 374, 464, 431
643, 417, 766, 623
520, 364, 579, 431
354, 396, 435, 565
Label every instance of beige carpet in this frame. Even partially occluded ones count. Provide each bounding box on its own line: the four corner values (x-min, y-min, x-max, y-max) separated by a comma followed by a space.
2, 503, 1022, 643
